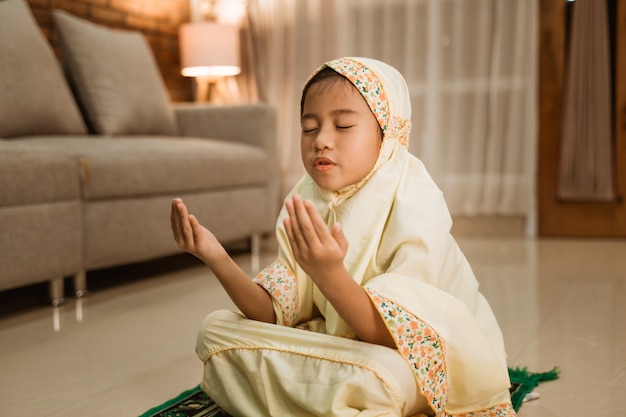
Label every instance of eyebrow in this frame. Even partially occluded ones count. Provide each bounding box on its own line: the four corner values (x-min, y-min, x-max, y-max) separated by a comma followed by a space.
301, 109, 359, 120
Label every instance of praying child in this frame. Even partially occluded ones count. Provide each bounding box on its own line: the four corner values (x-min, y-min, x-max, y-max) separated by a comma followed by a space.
171, 57, 516, 417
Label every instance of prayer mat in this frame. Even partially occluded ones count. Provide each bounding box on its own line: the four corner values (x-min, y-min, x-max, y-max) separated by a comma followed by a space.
138, 385, 225, 417
140, 367, 559, 416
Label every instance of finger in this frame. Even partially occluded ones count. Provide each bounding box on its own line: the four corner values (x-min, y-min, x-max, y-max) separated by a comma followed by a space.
170, 198, 181, 230
174, 201, 194, 246
331, 223, 349, 253
285, 197, 308, 251
189, 214, 209, 241
303, 199, 331, 242
283, 205, 305, 259
292, 195, 319, 243
171, 199, 184, 239
188, 214, 203, 244
283, 217, 297, 251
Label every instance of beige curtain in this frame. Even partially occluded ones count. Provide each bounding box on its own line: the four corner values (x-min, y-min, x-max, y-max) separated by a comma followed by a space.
248, 0, 538, 234
558, 0, 615, 201
232, 19, 260, 103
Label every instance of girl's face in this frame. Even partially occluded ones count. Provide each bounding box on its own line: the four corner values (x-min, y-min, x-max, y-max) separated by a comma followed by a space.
300, 77, 382, 192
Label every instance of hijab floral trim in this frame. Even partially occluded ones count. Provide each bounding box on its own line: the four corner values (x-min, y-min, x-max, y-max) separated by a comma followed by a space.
366, 288, 448, 415
366, 288, 517, 417
387, 114, 411, 148
324, 58, 411, 148
325, 58, 389, 133
452, 403, 517, 417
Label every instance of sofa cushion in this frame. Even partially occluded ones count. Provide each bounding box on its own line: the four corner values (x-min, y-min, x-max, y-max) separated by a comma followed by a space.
10, 137, 270, 199
52, 10, 177, 136
0, 143, 81, 206
0, 201, 82, 290
0, 0, 87, 138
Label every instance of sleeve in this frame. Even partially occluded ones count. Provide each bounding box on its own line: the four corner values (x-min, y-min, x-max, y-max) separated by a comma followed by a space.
252, 257, 299, 327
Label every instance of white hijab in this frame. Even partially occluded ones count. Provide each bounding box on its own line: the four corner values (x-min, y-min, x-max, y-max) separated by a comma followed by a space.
271, 57, 514, 415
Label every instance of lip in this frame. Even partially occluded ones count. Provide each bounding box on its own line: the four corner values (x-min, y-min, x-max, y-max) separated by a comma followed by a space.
313, 157, 336, 172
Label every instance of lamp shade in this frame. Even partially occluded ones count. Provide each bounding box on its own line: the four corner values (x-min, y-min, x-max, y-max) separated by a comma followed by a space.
179, 22, 241, 77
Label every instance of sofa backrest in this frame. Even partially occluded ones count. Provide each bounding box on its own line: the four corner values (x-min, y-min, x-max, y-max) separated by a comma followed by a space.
0, 0, 87, 138
0, 0, 179, 139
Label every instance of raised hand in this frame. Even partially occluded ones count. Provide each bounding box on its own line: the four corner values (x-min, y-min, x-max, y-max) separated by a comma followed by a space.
170, 198, 225, 265
283, 194, 349, 285
283, 195, 394, 347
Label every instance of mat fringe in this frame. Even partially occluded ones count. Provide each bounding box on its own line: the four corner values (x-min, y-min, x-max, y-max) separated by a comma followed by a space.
508, 366, 560, 411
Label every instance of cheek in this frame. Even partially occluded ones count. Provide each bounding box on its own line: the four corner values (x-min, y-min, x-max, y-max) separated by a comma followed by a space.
300, 135, 309, 156
366, 134, 382, 164
363, 121, 382, 162
352, 137, 380, 174
300, 144, 308, 167
367, 143, 381, 167
300, 138, 315, 172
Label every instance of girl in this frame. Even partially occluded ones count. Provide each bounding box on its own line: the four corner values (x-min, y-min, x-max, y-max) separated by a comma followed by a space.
171, 57, 516, 417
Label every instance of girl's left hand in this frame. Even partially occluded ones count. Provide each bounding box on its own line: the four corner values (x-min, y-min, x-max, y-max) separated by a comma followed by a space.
283, 194, 349, 283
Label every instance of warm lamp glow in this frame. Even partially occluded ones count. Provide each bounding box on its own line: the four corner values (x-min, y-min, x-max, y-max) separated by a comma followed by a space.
179, 22, 241, 78
214, 0, 246, 24
182, 65, 240, 77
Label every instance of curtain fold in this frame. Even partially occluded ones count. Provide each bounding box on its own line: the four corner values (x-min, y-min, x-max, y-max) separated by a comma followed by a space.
248, 0, 538, 234
557, 0, 615, 201
233, 18, 260, 103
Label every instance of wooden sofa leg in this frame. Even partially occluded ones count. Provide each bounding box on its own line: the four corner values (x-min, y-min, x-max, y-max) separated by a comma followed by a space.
251, 233, 260, 273
49, 277, 64, 306
74, 270, 88, 298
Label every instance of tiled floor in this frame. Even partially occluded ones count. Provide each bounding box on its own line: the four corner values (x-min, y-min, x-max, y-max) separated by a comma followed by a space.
0, 235, 624, 416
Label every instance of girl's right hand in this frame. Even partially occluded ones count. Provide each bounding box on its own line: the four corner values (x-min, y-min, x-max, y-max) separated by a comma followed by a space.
170, 198, 226, 265
283, 194, 349, 283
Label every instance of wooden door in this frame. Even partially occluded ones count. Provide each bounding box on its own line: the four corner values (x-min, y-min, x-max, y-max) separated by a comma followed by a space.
538, 0, 626, 237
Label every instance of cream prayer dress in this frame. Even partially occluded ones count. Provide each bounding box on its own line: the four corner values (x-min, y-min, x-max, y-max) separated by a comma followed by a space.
196, 57, 517, 417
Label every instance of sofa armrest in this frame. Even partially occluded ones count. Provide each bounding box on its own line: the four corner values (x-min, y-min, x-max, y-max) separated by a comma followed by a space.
174, 102, 281, 225
173, 103, 276, 154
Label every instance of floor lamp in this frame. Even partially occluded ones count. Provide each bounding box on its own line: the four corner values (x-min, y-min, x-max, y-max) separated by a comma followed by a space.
179, 22, 241, 103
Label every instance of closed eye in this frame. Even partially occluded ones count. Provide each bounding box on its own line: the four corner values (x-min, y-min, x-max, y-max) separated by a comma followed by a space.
336, 125, 354, 130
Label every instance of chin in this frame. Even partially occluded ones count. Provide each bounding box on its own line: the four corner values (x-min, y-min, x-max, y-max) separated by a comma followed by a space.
317, 184, 336, 192
309, 174, 354, 193
317, 181, 351, 193
313, 180, 338, 192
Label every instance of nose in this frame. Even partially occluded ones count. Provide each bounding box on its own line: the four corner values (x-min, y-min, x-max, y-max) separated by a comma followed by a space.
312, 126, 335, 151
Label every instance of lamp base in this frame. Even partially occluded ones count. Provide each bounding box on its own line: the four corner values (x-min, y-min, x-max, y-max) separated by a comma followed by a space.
195, 76, 236, 103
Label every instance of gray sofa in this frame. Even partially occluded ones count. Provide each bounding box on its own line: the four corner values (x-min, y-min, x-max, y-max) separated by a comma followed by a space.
0, 0, 278, 304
